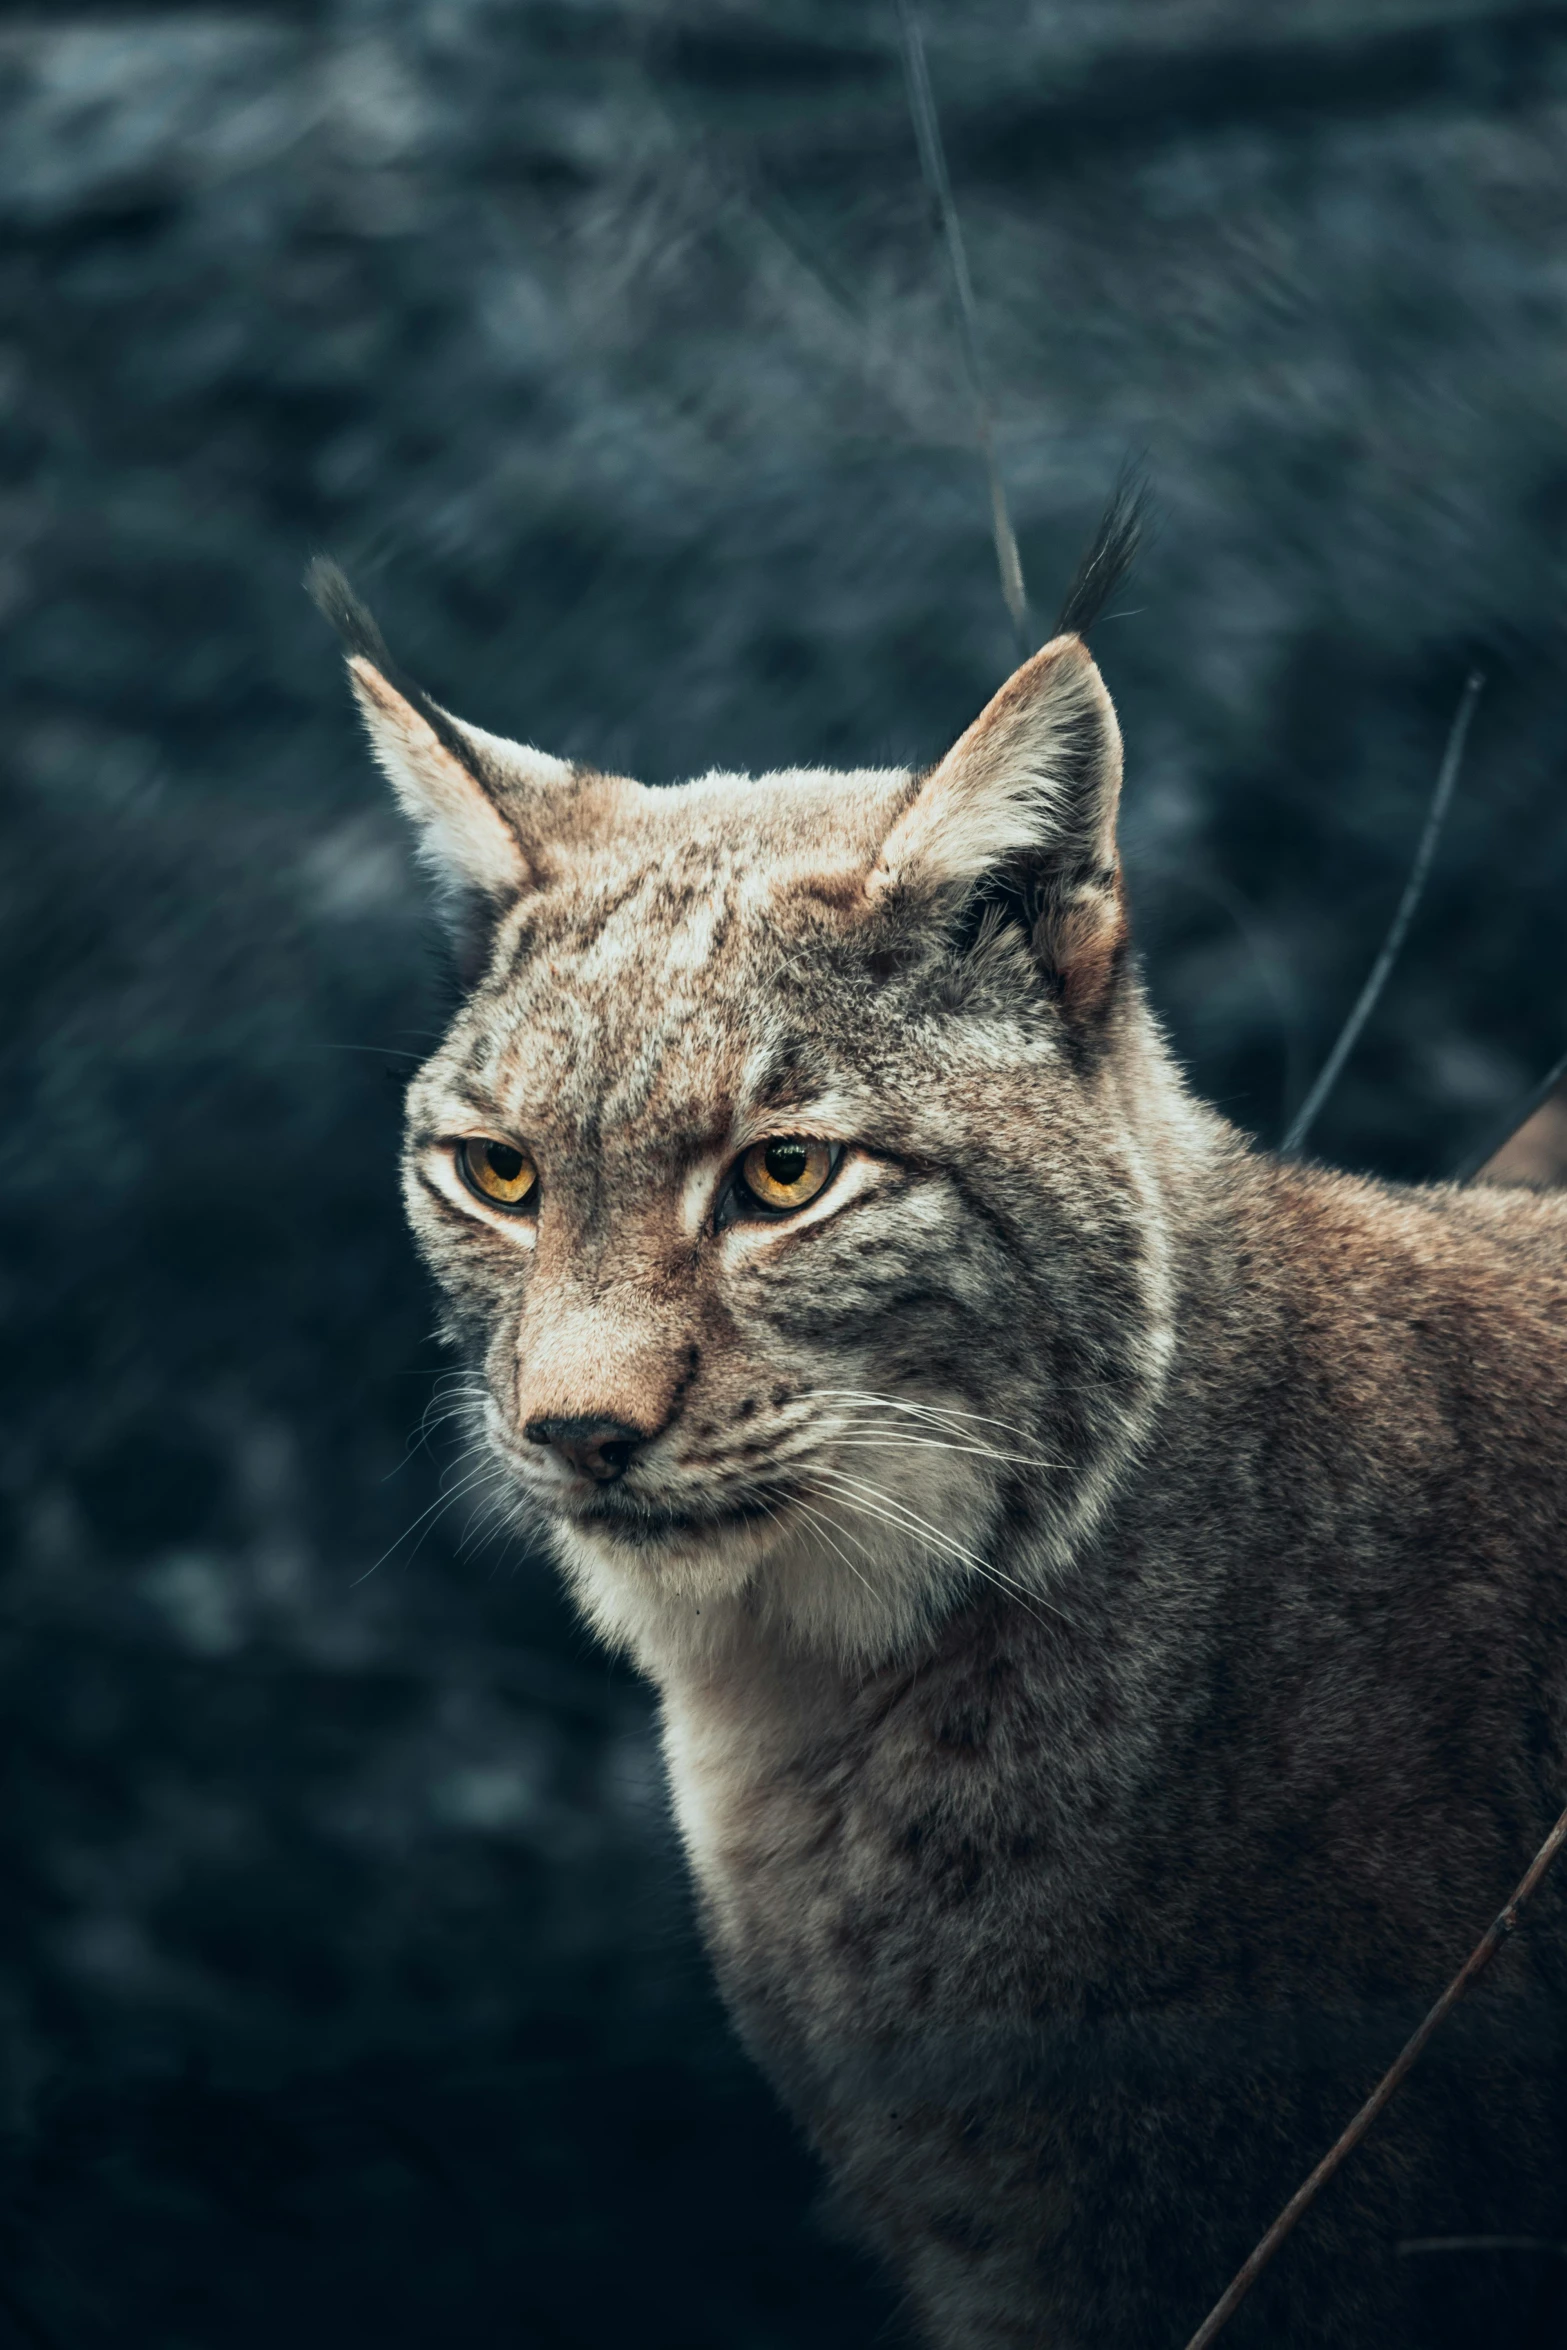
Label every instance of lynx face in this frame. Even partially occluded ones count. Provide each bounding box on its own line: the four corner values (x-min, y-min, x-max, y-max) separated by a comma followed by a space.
327, 576, 1180, 1667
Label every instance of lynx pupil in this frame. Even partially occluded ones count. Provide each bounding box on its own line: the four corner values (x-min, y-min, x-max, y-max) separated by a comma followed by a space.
486, 1142, 523, 1183
765, 1142, 808, 1187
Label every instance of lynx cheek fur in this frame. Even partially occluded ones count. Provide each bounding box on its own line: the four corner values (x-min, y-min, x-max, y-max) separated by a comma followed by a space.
319, 557, 1567, 2350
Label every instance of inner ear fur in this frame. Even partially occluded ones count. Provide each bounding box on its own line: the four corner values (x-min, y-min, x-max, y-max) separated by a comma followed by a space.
309, 559, 587, 974
346, 657, 535, 905
870, 633, 1126, 1012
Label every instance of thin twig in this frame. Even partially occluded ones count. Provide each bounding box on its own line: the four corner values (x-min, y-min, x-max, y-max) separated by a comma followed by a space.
1450, 1039, 1567, 1184
1398, 2236, 1567, 2257
1181, 1793, 1567, 2350
893, 0, 1030, 660
1281, 669, 1484, 1159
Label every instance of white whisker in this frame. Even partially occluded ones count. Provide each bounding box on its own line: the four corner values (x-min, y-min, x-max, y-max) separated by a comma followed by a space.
389, 1378, 492, 1477
810, 1466, 993, 1570
810, 1388, 1046, 1446
810, 1465, 1070, 1629
351, 1458, 497, 1586
825, 1433, 1063, 1471
454, 1471, 523, 1559
782, 1491, 884, 1603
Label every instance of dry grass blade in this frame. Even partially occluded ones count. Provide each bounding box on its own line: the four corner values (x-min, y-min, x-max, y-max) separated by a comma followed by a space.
1282, 669, 1484, 1160
1181, 1794, 1567, 2350
1398, 2235, 1567, 2257
893, 0, 1029, 660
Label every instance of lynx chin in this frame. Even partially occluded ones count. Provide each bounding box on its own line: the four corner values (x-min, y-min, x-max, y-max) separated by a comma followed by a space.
315, 534, 1567, 2350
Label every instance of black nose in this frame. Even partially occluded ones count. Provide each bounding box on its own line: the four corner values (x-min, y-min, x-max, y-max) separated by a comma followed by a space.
523, 1414, 647, 1483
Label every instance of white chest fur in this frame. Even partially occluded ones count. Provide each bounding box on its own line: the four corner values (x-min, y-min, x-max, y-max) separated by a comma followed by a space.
657, 1637, 850, 1907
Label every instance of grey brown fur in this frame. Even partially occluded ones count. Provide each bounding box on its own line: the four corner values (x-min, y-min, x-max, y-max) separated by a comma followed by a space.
325, 573, 1567, 2349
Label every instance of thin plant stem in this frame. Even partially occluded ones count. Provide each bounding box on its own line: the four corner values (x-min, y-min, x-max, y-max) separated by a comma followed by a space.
1181, 1793, 1567, 2350
1398, 2236, 1567, 2257
894, 0, 1030, 660
1281, 669, 1484, 1159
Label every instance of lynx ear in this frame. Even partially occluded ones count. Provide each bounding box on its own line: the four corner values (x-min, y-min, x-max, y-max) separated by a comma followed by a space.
308, 559, 570, 929
344, 657, 535, 902
870, 634, 1125, 1009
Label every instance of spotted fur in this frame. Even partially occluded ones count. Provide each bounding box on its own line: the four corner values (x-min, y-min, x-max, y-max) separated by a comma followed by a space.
331, 593, 1567, 2349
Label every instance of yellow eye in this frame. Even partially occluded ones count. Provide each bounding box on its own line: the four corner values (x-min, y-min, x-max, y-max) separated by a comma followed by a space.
457, 1136, 538, 1211
737, 1138, 835, 1214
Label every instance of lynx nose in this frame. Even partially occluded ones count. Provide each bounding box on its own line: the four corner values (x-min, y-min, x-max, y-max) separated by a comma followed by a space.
524, 1414, 646, 1483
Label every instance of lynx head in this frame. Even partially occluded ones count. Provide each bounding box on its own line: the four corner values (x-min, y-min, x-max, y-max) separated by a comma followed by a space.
317, 539, 1189, 1670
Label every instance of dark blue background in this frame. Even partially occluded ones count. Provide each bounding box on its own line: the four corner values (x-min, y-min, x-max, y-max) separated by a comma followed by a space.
3, 4, 1566, 2342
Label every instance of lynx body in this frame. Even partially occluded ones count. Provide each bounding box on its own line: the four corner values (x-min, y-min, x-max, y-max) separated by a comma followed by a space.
321, 555, 1567, 2348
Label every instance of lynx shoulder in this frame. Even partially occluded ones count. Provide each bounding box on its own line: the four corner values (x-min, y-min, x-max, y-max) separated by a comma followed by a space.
318, 553, 1567, 2350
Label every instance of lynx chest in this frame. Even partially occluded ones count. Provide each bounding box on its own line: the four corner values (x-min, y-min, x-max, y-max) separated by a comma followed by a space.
655, 1634, 1110, 2085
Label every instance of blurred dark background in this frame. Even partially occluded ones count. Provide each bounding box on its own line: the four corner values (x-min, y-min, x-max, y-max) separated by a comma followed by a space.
3, 3, 1567, 2343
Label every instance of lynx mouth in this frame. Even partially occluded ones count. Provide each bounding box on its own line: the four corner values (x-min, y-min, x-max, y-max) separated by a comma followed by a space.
562, 1487, 786, 1551
485, 1418, 795, 1554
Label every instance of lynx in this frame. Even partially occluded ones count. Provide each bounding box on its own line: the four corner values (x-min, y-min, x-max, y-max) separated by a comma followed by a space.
315, 537, 1567, 2350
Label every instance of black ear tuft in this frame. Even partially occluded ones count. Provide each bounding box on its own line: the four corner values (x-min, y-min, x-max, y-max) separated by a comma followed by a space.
306, 557, 498, 786
1055, 468, 1149, 640
306, 557, 396, 672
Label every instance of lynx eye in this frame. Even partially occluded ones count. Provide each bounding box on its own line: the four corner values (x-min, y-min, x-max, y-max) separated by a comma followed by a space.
457, 1136, 538, 1211
737, 1138, 836, 1215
